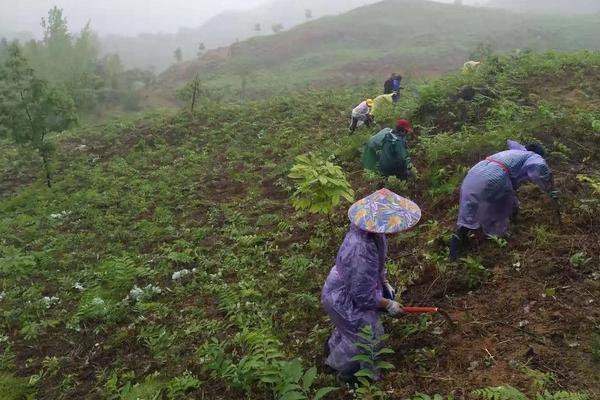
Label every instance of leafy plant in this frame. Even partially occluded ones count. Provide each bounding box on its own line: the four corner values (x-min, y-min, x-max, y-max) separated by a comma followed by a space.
472, 385, 529, 400
460, 256, 487, 288
104, 370, 164, 400
530, 225, 553, 246
288, 154, 354, 215
577, 175, 600, 195
569, 252, 592, 270
263, 359, 337, 400
0, 373, 36, 400
551, 141, 571, 160
413, 394, 455, 400
512, 363, 555, 391
139, 325, 174, 363
166, 372, 201, 399
473, 385, 589, 399
488, 235, 508, 248
352, 325, 395, 399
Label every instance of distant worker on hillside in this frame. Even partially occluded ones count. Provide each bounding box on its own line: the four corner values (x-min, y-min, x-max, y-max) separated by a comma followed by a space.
322, 189, 421, 383
384, 73, 403, 102
361, 118, 415, 181
463, 61, 482, 73
449, 139, 559, 260
349, 98, 374, 133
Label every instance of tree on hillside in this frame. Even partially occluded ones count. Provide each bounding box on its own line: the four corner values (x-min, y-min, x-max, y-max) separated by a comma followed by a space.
177, 74, 202, 113
0, 43, 77, 187
305, 9, 313, 20
174, 47, 183, 63
24, 7, 129, 112
254, 23, 261, 33
271, 24, 284, 33
0, 38, 8, 64
197, 42, 205, 59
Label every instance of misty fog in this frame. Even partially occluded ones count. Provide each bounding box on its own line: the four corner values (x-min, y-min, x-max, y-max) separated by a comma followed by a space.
1, 0, 599, 71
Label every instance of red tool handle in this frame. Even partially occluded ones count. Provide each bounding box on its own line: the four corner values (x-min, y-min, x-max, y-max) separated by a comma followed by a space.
401, 307, 439, 314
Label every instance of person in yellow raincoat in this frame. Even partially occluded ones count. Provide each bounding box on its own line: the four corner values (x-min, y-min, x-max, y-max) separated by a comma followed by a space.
370, 94, 395, 124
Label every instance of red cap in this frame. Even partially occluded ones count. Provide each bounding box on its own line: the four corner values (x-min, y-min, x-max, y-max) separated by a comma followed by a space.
396, 118, 413, 133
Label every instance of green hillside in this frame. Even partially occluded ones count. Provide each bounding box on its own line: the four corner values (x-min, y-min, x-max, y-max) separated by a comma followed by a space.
1, 50, 599, 398
161, 0, 600, 96
100, 0, 379, 71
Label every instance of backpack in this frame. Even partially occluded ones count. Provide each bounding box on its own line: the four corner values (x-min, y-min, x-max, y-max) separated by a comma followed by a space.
379, 131, 409, 178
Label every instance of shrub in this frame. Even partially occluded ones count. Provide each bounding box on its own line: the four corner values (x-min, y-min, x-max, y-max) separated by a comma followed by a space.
288, 154, 354, 215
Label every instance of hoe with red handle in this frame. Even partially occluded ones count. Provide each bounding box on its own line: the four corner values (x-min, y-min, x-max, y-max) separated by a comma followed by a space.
400, 306, 456, 329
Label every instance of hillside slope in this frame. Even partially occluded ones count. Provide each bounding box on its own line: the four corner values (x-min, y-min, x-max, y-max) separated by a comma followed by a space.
160, 0, 600, 95
487, 0, 600, 14
100, 0, 378, 71
1, 51, 599, 398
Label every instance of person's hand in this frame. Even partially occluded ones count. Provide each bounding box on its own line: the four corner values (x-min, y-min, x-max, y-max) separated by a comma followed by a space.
386, 301, 404, 317
383, 280, 396, 300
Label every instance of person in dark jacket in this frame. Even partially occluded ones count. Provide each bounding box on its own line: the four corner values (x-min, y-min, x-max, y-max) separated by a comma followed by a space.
361, 118, 415, 180
384, 73, 402, 102
384, 73, 397, 95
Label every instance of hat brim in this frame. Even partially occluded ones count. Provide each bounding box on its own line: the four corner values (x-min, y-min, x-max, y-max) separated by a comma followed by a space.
348, 189, 421, 233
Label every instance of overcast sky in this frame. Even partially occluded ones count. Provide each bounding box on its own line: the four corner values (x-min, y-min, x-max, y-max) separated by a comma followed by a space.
0, 0, 476, 37
0, 0, 269, 36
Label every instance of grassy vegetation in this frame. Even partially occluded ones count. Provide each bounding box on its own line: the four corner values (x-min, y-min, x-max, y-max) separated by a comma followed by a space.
1, 51, 600, 398
161, 0, 600, 97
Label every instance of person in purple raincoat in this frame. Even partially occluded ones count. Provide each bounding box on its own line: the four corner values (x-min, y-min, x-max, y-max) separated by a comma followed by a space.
321, 189, 421, 382
449, 139, 559, 260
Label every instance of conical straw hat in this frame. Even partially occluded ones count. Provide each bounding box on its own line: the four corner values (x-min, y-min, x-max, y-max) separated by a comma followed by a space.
348, 188, 421, 233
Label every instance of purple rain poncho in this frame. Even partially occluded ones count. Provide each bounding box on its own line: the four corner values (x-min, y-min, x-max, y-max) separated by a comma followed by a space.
457, 140, 554, 236
321, 224, 387, 375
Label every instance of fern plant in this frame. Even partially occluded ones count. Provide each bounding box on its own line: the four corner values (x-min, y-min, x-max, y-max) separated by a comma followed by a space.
472, 385, 589, 400
288, 153, 354, 215
473, 385, 529, 400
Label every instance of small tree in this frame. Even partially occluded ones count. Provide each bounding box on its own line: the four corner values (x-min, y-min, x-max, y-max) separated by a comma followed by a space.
0, 43, 77, 187
176, 74, 201, 113
197, 42, 205, 59
305, 9, 313, 20
288, 154, 354, 216
271, 23, 284, 33
174, 47, 182, 63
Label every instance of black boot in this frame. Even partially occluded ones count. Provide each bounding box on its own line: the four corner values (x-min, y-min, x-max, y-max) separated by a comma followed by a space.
322, 335, 335, 374
449, 226, 470, 261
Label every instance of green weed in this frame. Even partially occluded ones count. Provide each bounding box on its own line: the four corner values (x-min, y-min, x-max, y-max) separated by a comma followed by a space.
460, 256, 487, 289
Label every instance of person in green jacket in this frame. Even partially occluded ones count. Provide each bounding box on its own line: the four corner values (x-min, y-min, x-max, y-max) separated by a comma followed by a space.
362, 119, 415, 181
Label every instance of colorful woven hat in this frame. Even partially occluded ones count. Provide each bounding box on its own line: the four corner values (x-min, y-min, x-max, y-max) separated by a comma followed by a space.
348, 188, 421, 233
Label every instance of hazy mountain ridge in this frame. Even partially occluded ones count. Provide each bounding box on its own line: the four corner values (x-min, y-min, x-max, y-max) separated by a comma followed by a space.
487, 0, 600, 14
99, 0, 379, 71
159, 0, 600, 94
